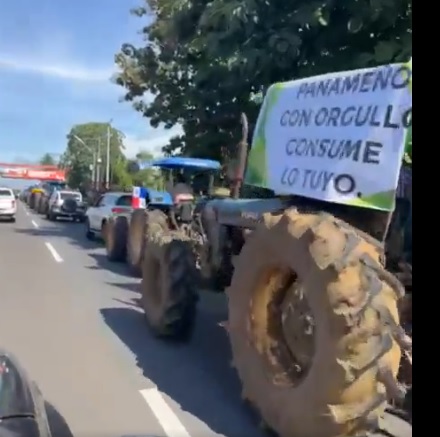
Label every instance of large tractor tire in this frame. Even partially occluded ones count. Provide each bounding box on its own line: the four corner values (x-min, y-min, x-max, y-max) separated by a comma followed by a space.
34, 195, 40, 212
41, 198, 49, 215
226, 209, 411, 437
39, 196, 48, 214
29, 193, 37, 209
33, 192, 42, 210
37, 197, 44, 214
140, 230, 198, 340
105, 215, 129, 262
127, 209, 168, 276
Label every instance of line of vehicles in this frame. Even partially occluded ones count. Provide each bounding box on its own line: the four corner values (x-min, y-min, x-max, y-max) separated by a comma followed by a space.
13, 63, 412, 437
19, 182, 87, 222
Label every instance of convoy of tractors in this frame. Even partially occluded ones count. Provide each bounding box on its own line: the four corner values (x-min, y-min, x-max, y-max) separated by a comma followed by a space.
22, 62, 412, 437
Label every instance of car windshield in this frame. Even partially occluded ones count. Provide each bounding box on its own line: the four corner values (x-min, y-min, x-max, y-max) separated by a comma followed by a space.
47, 182, 66, 189
60, 192, 81, 200
0, 189, 12, 197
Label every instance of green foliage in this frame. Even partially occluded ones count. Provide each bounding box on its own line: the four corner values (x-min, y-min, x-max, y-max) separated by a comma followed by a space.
39, 153, 56, 166
60, 122, 126, 188
129, 150, 165, 189
112, 156, 133, 189
60, 124, 165, 190
114, 0, 412, 163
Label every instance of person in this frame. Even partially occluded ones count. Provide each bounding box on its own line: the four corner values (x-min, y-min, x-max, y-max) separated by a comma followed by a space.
168, 173, 194, 203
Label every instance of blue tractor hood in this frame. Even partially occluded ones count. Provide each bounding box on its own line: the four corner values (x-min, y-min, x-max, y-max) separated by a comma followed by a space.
139, 187, 173, 206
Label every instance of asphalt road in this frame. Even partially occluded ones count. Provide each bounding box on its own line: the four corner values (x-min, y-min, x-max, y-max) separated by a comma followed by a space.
0, 203, 412, 437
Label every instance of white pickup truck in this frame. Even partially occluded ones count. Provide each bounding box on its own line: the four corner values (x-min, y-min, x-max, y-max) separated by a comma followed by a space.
0, 188, 17, 222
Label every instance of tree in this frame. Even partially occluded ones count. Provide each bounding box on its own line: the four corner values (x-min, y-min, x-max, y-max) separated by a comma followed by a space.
39, 153, 56, 166
114, 0, 411, 163
61, 122, 126, 189
126, 150, 164, 189
112, 156, 134, 190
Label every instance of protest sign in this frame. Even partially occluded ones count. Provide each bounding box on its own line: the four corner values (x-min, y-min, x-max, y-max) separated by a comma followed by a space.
245, 63, 412, 211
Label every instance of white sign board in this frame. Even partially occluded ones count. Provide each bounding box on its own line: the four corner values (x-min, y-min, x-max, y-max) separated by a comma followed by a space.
245, 62, 412, 211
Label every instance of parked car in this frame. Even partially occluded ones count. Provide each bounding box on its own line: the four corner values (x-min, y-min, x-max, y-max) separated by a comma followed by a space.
0, 187, 17, 222
47, 189, 86, 222
84, 191, 132, 240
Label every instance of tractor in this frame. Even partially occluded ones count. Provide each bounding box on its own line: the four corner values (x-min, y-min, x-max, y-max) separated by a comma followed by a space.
36, 181, 68, 215
104, 157, 223, 271
25, 181, 67, 212
26, 185, 44, 209
138, 62, 412, 437
103, 186, 175, 265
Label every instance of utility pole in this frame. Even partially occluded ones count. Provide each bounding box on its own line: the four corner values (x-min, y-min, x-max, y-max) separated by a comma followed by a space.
105, 120, 112, 189
96, 138, 102, 190
90, 153, 96, 188
73, 135, 97, 189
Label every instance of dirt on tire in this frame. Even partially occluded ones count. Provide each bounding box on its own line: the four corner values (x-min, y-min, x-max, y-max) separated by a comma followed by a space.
127, 209, 168, 276
38, 197, 47, 214
105, 215, 129, 262
31, 192, 41, 210
226, 209, 411, 437
140, 230, 198, 340
37, 197, 43, 214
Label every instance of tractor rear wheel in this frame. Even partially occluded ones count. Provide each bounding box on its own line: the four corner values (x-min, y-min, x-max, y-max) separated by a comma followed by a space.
32, 193, 41, 210
105, 216, 129, 262
140, 230, 198, 340
127, 209, 168, 276
37, 197, 43, 214
226, 209, 411, 437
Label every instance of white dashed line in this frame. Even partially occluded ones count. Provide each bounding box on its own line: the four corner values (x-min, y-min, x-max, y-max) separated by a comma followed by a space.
139, 388, 191, 437
31, 219, 39, 228
45, 242, 63, 263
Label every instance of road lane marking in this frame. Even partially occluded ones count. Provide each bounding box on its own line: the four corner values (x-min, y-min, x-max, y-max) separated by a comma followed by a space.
31, 219, 39, 228
139, 388, 191, 437
45, 242, 63, 263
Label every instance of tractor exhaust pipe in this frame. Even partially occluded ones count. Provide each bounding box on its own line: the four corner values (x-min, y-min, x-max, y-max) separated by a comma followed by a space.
231, 113, 249, 199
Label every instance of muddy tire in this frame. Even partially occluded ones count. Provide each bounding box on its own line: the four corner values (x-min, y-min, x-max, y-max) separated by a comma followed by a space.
140, 230, 198, 340
30, 192, 39, 209
38, 197, 46, 214
127, 209, 168, 276
105, 216, 129, 262
227, 209, 411, 437
35, 196, 40, 212
35, 193, 42, 211
43, 198, 49, 215
36, 197, 41, 213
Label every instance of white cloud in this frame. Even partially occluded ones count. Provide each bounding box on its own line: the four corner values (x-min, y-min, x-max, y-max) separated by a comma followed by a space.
123, 126, 184, 159
0, 55, 113, 82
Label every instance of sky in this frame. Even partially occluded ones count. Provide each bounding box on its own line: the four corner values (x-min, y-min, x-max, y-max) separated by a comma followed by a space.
0, 0, 182, 180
